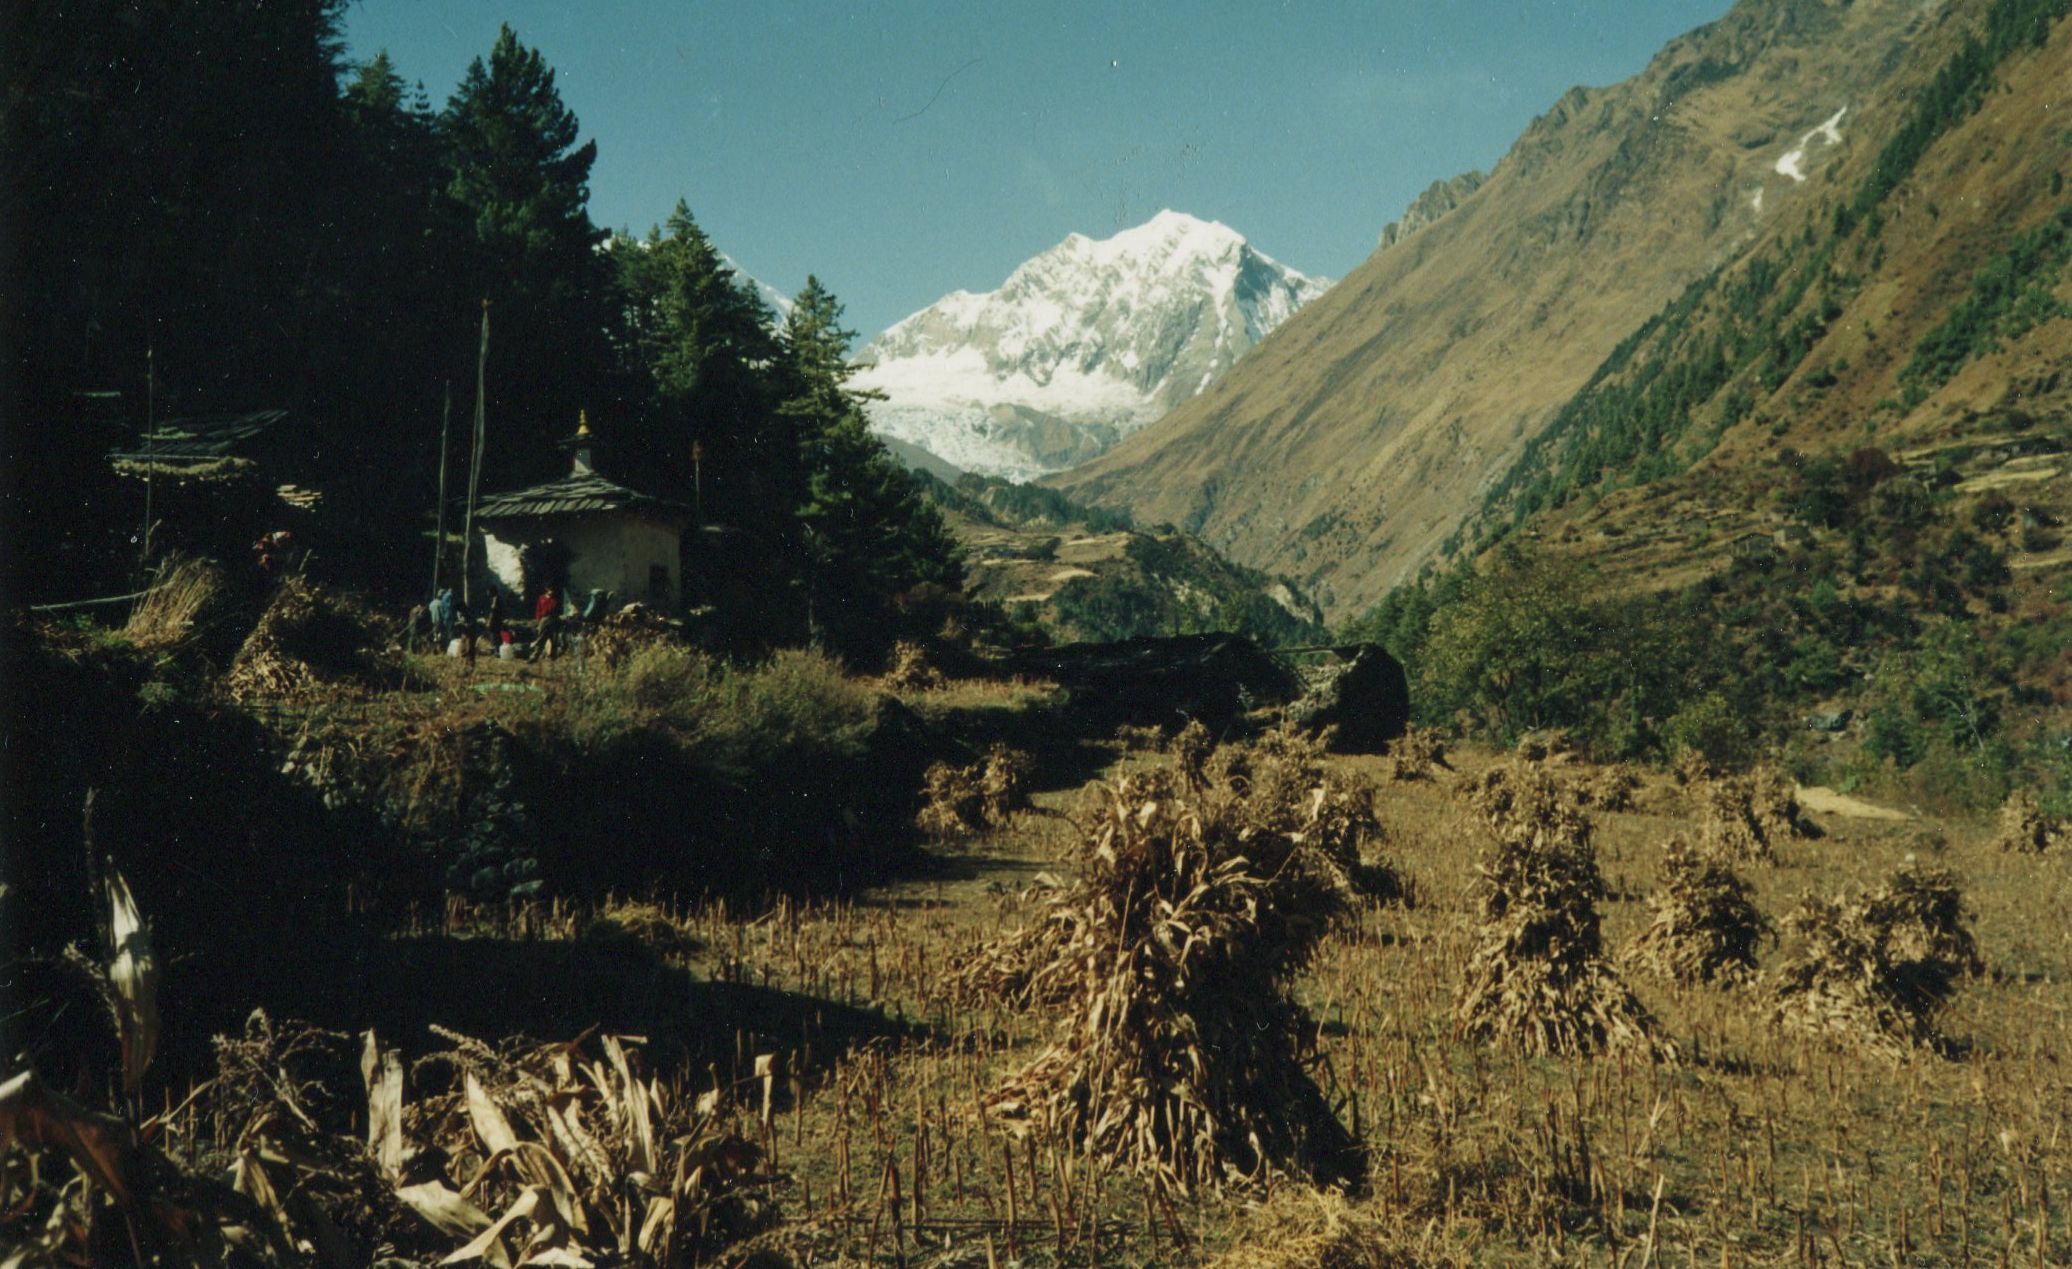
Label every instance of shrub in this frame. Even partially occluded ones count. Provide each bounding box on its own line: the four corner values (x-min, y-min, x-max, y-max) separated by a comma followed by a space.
1663, 692, 1755, 771
621, 643, 717, 716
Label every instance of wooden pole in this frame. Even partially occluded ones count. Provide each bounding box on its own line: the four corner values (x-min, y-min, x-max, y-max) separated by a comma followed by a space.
431, 380, 452, 602
138, 335, 155, 576
459, 301, 489, 609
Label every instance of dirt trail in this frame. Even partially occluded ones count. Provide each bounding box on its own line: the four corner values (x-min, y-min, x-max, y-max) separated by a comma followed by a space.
1796, 784, 1914, 822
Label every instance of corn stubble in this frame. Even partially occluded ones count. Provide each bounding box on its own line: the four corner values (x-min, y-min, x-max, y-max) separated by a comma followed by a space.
964, 727, 1397, 1192
1452, 761, 1669, 1059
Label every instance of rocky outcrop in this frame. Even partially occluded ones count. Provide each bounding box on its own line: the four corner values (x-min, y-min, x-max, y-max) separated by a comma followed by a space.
1377, 170, 1486, 250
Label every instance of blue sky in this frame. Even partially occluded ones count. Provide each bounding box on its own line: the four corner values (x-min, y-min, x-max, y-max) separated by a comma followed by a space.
343, 0, 1734, 340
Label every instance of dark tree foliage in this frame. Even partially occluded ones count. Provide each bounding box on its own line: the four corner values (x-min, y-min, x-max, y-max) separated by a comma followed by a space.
439, 25, 615, 489
608, 202, 782, 516
3, 0, 356, 590
1, 13, 961, 650
778, 277, 965, 653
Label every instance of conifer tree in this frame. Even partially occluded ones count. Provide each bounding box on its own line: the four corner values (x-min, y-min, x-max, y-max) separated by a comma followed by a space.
777, 277, 963, 650
441, 26, 602, 283
608, 201, 780, 515
438, 24, 611, 484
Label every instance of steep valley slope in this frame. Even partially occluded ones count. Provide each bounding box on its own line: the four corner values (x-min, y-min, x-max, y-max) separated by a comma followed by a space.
1050, 0, 1988, 623
1478, 0, 2071, 604
916, 476, 1326, 646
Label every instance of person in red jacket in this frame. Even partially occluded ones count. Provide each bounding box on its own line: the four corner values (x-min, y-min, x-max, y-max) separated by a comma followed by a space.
529, 586, 562, 660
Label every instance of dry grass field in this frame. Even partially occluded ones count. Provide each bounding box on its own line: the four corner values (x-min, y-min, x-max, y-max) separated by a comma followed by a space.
399, 730, 2072, 1265
716, 744, 2071, 1265
10, 685, 2071, 1267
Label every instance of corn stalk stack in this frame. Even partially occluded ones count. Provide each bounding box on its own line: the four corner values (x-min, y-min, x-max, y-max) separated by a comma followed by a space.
1623, 837, 1772, 986
1700, 764, 1816, 864
964, 728, 1389, 1192
916, 743, 1033, 837
1768, 862, 1982, 1059
1995, 789, 2064, 853
1384, 725, 1448, 782
1453, 762, 1669, 1059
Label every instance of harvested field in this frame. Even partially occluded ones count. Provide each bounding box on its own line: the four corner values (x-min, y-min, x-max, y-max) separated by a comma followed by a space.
11, 689, 2072, 1266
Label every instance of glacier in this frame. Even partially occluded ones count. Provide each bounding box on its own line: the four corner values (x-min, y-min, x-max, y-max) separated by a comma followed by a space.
855, 210, 1329, 482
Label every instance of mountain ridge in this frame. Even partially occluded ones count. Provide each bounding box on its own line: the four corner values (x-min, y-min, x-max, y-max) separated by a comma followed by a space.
855, 211, 1328, 482
1049, 0, 1958, 622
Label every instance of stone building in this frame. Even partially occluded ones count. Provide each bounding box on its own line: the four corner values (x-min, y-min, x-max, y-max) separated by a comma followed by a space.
472, 417, 692, 611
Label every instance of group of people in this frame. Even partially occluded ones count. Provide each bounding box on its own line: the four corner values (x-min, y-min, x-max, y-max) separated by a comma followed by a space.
251, 529, 297, 576
418, 584, 611, 665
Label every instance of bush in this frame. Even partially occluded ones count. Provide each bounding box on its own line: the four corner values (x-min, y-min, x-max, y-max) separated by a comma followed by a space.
1901, 736, 2013, 814
1662, 692, 1755, 771
563, 644, 875, 777
620, 643, 717, 716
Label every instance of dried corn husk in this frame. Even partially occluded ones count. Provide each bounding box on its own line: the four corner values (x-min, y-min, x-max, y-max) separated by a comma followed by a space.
1995, 789, 2064, 853
1623, 837, 1772, 986
103, 867, 159, 1096
1768, 862, 1982, 1059
917, 744, 1032, 836
963, 727, 1393, 1192
1699, 764, 1814, 863
1453, 762, 1669, 1060
1385, 725, 1448, 782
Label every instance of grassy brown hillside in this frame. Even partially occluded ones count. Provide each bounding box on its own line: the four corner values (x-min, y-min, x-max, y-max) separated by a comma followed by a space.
1052, 0, 1993, 623
1330, 0, 2070, 809
1512, 1, 2072, 571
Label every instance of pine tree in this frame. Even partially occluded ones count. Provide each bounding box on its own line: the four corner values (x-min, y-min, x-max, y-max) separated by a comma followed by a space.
438, 24, 612, 485
441, 25, 602, 282
777, 277, 963, 651
608, 201, 780, 513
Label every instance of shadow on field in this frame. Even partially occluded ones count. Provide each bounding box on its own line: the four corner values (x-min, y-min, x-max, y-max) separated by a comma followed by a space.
301, 934, 930, 1076
918, 696, 1125, 795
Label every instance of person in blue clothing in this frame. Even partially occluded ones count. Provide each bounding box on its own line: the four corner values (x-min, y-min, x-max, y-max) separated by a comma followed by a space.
429, 589, 456, 648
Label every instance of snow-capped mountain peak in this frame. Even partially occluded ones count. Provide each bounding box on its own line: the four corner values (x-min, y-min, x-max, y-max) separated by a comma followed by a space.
857, 211, 1328, 482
